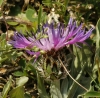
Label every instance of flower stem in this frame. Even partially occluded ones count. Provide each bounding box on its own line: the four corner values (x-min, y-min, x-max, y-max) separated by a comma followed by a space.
58, 56, 88, 92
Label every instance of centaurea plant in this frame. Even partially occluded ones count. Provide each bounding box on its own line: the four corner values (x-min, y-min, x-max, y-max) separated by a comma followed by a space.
9, 18, 94, 97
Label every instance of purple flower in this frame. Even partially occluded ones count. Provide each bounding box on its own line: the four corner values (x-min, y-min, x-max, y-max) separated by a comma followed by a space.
9, 18, 94, 57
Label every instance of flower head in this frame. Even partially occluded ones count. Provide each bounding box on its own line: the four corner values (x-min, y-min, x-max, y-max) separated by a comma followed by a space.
9, 18, 94, 58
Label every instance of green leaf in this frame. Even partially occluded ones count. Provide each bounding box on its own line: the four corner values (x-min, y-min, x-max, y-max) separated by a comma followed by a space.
46, 65, 52, 74
70, 45, 91, 98
65, 0, 69, 7
95, 18, 100, 82
38, 5, 42, 25
50, 80, 62, 98
26, 8, 37, 22
61, 78, 68, 98
0, 33, 7, 50
7, 22, 18, 26
67, 65, 86, 98
37, 73, 49, 98
84, 91, 100, 97
15, 24, 27, 34
96, 18, 100, 49
0, 0, 3, 6
9, 86, 25, 98
16, 76, 28, 87
1, 76, 12, 98
12, 71, 24, 76
73, 45, 81, 68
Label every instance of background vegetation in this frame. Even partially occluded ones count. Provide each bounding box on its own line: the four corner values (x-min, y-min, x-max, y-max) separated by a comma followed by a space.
0, 0, 100, 98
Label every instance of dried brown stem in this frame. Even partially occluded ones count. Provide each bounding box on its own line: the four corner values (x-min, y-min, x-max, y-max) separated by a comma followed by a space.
58, 56, 88, 91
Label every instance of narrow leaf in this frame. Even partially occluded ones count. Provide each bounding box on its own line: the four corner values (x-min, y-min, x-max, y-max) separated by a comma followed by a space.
61, 78, 68, 98
50, 80, 62, 98
95, 18, 100, 82
37, 73, 49, 98
96, 18, 100, 48
1, 76, 12, 98
38, 5, 42, 26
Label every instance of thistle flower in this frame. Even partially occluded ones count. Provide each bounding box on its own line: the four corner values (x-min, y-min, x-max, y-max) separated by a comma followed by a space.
9, 18, 94, 57
9, 18, 94, 80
